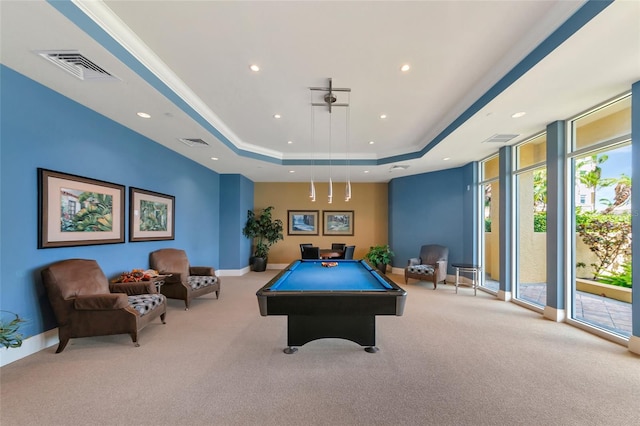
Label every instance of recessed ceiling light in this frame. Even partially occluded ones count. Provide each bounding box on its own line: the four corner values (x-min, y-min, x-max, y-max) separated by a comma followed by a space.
364, 170, 370, 174
136, 112, 151, 118
274, 114, 281, 119
511, 111, 526, 118
249, 64, 260, 72
400, 64, 410, 72
210, 157, 218, 161
443, 157, 451, 161
379, 114, 387, 119
287, 140, 293, 144
289, 170, 295, 173
369, 141, 375, 145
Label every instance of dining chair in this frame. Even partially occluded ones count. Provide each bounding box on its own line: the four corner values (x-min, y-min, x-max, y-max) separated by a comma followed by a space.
343, 245, 355, 260
301, 246, 320, 259
299, 243, 313, 257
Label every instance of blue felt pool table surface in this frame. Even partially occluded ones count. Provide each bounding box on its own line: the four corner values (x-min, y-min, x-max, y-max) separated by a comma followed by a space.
267, 260, 393, 292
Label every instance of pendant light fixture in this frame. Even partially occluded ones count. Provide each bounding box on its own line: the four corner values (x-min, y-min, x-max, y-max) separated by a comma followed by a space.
309, 78, 351, 203
345, 93, 352, 202
309, 92, 316, 202
328, 109, 333, 204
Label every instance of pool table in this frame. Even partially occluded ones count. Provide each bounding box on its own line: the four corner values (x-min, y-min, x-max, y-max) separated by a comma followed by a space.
256, 259, 407, 354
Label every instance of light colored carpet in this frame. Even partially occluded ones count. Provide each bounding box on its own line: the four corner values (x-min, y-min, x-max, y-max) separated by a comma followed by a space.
1, 271, 639, 426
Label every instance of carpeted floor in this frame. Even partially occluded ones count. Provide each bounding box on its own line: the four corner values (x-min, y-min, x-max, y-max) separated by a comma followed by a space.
1, 271, 639, 426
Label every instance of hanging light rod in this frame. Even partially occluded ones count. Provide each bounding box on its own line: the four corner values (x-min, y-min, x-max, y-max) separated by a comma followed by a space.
310, 78, 351, 113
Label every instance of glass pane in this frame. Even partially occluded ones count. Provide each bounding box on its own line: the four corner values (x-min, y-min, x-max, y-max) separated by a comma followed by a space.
482, 156, 499, 181
572, 144, 632, 337
515, 167, 547, 306
516, 134, 546, 169
482, 182, 500, 292
573, 96, 631, 151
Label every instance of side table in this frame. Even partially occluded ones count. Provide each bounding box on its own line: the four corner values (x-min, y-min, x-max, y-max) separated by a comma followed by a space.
451, 263, 481, 296
149, 274, 172, 294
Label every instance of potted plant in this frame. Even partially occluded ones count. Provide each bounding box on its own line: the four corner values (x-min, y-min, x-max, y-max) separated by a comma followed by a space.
1, 311, 26, 349
365, 244, 394, 273
242, 206, 284, 272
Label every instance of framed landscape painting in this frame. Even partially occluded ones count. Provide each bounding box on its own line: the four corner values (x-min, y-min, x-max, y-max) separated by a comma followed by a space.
129, 187, 175, 242
38, 168, 125, 248
288, 210, 319, 235
323, 210, 354, 236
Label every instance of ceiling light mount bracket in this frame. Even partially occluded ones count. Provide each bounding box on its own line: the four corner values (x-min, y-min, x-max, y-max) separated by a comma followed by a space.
310, 78, 350, 113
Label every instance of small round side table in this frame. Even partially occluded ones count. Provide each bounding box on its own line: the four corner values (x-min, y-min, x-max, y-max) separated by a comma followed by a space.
451, 263, 481, 296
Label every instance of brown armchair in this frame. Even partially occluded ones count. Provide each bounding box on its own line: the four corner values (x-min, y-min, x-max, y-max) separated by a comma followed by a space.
404, 244, 449, 289
149, 248, 220, 310
41, 259, 166, 353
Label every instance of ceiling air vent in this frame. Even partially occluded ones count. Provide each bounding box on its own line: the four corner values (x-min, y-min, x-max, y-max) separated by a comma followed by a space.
389, 164, 410, 172
481, 134, 519, 144
35, 50, 119, 81
178, 138, 209, 147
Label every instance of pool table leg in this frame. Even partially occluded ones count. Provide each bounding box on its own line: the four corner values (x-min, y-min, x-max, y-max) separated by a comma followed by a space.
283, 346, 298, 354
365, 346, 379, 353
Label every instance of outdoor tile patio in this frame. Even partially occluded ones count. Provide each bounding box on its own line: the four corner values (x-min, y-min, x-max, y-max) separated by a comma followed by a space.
481, 279, 632, 337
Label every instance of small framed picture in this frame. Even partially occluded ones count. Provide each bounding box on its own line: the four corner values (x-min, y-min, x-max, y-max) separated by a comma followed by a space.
323, 210, 354, 236
129, 187, 175, 242
38, 168, 125, 248
287, 210, 319, 235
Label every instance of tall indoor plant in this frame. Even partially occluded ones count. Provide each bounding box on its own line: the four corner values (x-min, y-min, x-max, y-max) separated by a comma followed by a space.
242, 206, 284, 272
365, 245, 394, 273
1, 311, 26, 349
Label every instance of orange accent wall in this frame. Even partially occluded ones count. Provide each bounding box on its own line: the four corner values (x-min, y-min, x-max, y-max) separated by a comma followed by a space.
254, 182, 388, 264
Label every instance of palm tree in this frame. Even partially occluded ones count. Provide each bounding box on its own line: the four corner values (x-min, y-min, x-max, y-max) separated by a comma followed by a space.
601, 174, 631, 214
533, 168, 547, 212
576, 154, 615, 211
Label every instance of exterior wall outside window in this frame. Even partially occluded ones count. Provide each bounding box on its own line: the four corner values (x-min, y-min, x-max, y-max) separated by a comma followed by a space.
515, 135, 547, 306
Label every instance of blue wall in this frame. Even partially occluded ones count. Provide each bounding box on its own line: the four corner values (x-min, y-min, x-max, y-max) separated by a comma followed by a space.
388, 166, 471, 273
219, 174, 254, 270
0, 65, 221, 338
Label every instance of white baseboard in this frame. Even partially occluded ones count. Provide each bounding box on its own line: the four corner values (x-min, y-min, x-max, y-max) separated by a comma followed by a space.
390, 266, 404, 276
543, 306, 566, 322
267, 263, 287, 270
0, 328, 58, 367
217, 266, 251, 276
497, 290, 512, 301
628, 336, 640, 356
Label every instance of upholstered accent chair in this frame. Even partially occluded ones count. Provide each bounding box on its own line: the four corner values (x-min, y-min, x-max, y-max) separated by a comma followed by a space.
404, 244, 449, 289
301, 246, 320, 259
41, 259, 167, 353
343, 245, 355, 260
149, 248, 220, 310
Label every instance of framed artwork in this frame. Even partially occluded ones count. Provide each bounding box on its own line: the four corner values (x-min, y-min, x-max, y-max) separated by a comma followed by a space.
287, 210, 319, 235
38, 168, 125, 248
129, 187, 175, 242
323, 210, 354, 236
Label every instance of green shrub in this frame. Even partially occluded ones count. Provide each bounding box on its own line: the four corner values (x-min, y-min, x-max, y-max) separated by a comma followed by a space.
533, 212, 546, 232
576, 211, 631, 279
596, 262, 632, 288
